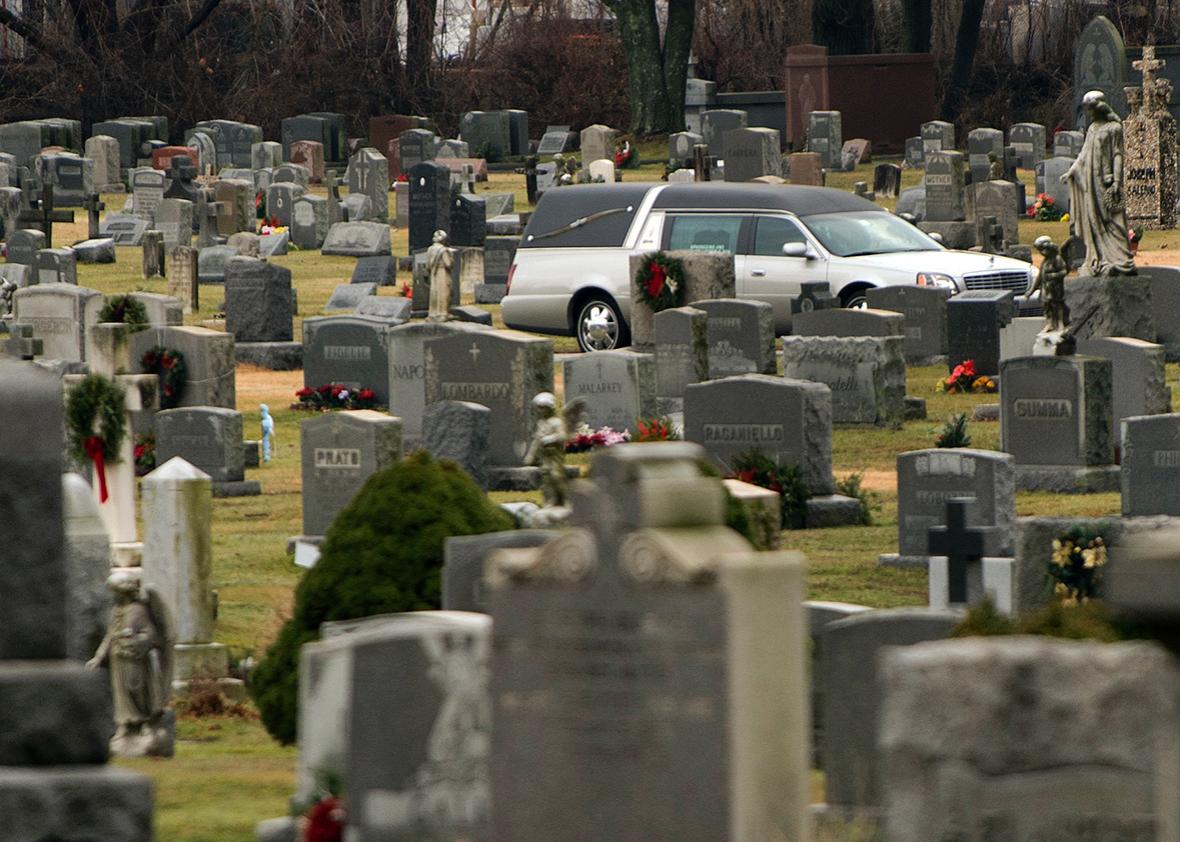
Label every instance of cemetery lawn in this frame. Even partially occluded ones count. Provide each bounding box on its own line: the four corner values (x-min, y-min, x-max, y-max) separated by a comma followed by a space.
66, 153, 1180, 839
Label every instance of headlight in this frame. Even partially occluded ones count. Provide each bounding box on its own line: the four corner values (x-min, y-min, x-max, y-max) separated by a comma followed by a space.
916, 272, 957, 290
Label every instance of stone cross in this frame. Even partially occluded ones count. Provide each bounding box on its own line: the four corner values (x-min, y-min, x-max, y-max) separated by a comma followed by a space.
693, 143, 711, 182
523, 155, 538, 205
169, 154, 198, 184
3, 323, 42, 360
18, 183, 74, 247
1135, 45, 1166, 111
326, 169, 343, 225
84, 192, 105, 240
927, 498, 1000, 604
197, 188, 224, 249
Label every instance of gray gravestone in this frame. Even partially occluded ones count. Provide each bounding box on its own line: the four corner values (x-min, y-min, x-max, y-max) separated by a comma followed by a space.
694, 298, 775, 377
967, 127, 1004, 184
302, 315, 391, 404
197, 245, 237, 283
1008, 122, 1046, 168
155, 198, 192, 249
1076, 336, 1170, 427
12, 284, 102, 361
904, 137, 925, 168
99, 213, 148, 246
321, 222, 391, 257
1000, 355, 1114, 466
972, 179, 1020, 245
781, 335, 906, 426
300, 410, 403, 536
355, 296, 411, 323
34, 248, 78, 285
1053, 129, 1084, 158
291, 194, 328, 250
947, 289, 1016, 376
685, 374, 835, 495
881, 637, 1180, 839
1141, 265, 1180, 360
224, 257, 293, 342
654, 305, 708, 399
6, 229, 45, 266
460, 111, 511, 160
920, 120, 954, 159
791, 307, 904, 339
700, 110, 747, 157
131, 169, 165, 224
423, 330, 554, 466
823, 608, 959, 810
892, 448, 1015, 561
1034, 156, 1073, 213
423, 400, 491, 489
451, 193, 486, 247
722, 127, 781, 182
298, 612, 491, 842
351, 255, 396, 287
562, 350, 657, 434
154, 407, 245, 482
865, 285, 950, 362
807, 110, 843, 169
346, 148, 389, 221
1121, 413, 1180, 516
1073, 16, 1129, 126
265, 182, 306, 228
443, 530, 557, 612
923, 150, 967, 222
324, 282, 377, 313
130, 325, 236, 409
387, 321, 486, 444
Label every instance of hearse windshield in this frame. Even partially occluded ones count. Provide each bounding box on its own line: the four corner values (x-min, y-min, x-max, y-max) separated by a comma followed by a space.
802, 211, 944, 257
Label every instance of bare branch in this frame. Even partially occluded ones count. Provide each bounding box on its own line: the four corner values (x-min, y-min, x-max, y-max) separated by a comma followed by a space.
180, 0, 223, 39
0, 6, 49, 52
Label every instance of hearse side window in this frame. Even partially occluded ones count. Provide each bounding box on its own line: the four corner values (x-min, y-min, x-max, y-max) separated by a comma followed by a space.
752, 216, 809, 256
664, 214, 744, 254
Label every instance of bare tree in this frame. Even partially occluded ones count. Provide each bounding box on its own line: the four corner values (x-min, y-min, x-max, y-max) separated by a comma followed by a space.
601, 0, 695, 135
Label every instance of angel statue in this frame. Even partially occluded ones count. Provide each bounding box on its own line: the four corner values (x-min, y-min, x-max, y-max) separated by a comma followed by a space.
523, 392, 585, 508
87, 570, 176, 758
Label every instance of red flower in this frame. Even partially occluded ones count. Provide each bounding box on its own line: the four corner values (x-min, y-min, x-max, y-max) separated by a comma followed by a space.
296, 387, 314, 398
400, 282, 412, 298
645, 261, 667, 299
358, 389, 375, 401
305, 796, 345, 842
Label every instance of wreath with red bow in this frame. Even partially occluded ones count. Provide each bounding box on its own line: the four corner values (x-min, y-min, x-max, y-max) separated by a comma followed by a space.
634, 251, 686, 313
66, 374, 127, 503
141, 346, 187, 410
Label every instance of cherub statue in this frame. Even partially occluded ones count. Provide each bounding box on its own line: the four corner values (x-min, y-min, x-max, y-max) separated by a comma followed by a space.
0, 277, 15, 317
87, 570, 175, 758
1031, 235, 1069, 333
523, 392, 585, 508
425, 230, 454, 322
260, 403, 275, 463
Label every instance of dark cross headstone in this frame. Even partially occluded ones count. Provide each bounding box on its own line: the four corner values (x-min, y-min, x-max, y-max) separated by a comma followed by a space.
83, 193, 104, 240
17, 184, 73, 247
693, 143, 710, 182
791, 281, 837, 314
164, 155, 199, 204
524, 155, 538, 206
926, 498, 1000, 604
326, 169, 343, 226
198, 189, 224, 249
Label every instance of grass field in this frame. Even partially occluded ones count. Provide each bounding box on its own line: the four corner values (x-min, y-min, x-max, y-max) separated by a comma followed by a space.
50, 147, 1169, 839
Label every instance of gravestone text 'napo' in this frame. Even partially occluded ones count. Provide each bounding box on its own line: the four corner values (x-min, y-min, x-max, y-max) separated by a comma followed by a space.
1000, 355, 1114, 467
302, 316, 392, 405
894, 448, 1015, 559
387, 321, 488, 445
424, 329, 554, 466
685, 374, 835, 495
881, 637, 1180, 841
488, 443, 809, 842
781, 335, 907, 427
300, 410, 403, 537
562, 350, 656, 434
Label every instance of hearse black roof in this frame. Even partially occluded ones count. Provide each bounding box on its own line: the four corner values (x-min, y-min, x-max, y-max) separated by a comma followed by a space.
650, 182, 884, 216
519, 182, 882, 250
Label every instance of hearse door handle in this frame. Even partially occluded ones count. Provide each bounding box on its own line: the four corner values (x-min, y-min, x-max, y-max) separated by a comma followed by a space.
751, 269, 766, 277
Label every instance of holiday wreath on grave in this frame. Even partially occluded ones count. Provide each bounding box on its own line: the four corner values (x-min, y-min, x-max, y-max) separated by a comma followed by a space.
66, 373, 126, 503
98, 294, 149, 332
634, 251, 686, 313
140, 346, 186, 410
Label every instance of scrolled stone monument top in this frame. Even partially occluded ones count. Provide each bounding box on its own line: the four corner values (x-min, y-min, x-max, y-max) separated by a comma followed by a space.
1062, 89, 1137, 277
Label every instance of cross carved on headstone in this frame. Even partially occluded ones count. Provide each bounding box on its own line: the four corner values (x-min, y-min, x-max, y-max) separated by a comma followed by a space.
1134, 45, 1167, 112
927, 498, 1001, 604
83, 192, 105, 240
17, 184, 73, 248
468, 342, 481, 364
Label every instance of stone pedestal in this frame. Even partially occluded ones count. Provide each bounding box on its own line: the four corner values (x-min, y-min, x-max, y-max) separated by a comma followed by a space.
1063, 274, 1154, 342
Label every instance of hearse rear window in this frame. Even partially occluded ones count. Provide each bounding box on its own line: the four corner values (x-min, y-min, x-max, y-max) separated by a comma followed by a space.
519, 184, 651, 249
664, 214, 743, 253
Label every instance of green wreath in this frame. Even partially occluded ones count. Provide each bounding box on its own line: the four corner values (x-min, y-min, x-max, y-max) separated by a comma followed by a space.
66, 374, 127, 465
98, 294, 149, 333
141, 346, 187, 410
635, 251, 686, 313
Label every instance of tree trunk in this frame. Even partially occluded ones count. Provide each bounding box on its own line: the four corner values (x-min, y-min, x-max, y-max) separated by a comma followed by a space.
812, 0, 874, 55
661, 0, 694, 132
900, 0, 931, 53
405, 0, 436, 113
940, 0, 986, 122
607, 0, 667, 135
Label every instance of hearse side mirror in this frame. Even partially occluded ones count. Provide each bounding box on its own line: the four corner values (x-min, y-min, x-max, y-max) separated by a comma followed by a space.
782, 242, 810, 258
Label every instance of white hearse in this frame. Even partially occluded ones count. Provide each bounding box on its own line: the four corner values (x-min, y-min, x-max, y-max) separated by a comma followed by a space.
501, 182, 1034, 352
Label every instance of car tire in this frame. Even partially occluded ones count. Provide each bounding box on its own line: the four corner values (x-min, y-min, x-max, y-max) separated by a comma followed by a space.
840, 286, 872, 309
574, 295, 630, 353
